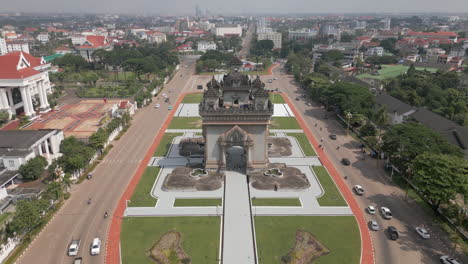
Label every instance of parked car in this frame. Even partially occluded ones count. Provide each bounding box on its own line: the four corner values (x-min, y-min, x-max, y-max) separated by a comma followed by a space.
155, 103, 160, 108
73, 257, 82, 264
440, 255, 463, 264
197, 85, 203, 90
415, 227, 430, 239
388, 226, 399, 240
367, 205, 376, 214
353, 185, 364, 195
68, 239, 81, 256
341, 158, 351, 166
295, 97, 300, 101
329, 134, 337, 140
90, 237, 101, 255
168, 105, 173, 110
273, 77, 278, 80
369, 220, 380, 231
164, 97, 170, 102
380, 207, 392, 220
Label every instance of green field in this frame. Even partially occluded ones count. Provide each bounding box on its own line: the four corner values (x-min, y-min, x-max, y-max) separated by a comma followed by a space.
255, 216, 360, 264
0, 212, 11, 226
182, 93, 203, 103
128, 167, 160, 207
121, 217, 220, 264
287, 133, 317, 156
269, 93, 285, 104
153, 133, 183, 156
357, 64, 438, 80
252, 198, 301, 206
313, 166, 347, 206
270, 117, 301, 129
174, 199, 222, 207
168, 117, 202, 129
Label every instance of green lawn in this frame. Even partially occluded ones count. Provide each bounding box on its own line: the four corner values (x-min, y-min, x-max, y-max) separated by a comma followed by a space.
174, 199, 222, 207
121, 217, 220, 264
194, 132, 203, 136
0, 212, 11, 226
255, 216, 360, 264
182, 93, 203, 103
153, 133, 183, 156
168, 117, 202, 129
312, 166, 347, 206
287, 133, 317, 156
270, 117, 301, 129
269, 93, 285, 104
128, 167, 160, 207
357, 64, 438, 80
252, 198, 301, 206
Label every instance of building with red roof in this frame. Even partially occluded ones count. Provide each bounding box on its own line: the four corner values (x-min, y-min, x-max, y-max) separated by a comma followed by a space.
0, 52, 52, 117
406, 30, 458, 42
75, 35, 112, 61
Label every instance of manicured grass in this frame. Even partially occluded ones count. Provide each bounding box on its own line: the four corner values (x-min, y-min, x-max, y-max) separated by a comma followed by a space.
153, 133, 183, 156
182, 93, 203, 103
252, 198, 301, 206
357, 64, 438, 80
128, 167, 160, 207
287, 133, 316, 156
255, 216, 360, 264
270, 117, 301, 129
0, 212, 11, 225
174, 199, 222, 207
312, 166, 347, 207
121, 217, 220, 264
269, 93, 285, 103
194, 132, 203, 136
168, 117, 202, 129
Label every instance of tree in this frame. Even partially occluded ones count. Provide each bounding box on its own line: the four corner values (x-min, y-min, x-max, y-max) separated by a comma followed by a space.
324, 82, 375, 116
412, 152, 468, 210
407, 64, 416, 77
59, 137, 95, 173
10, 200, 44, 236
379, 38, 397, 53
360, 122, 377, 137
19, 156, 48, 180
89, 128, 108, 150
340, 32, 354, 42
0, 110, 9, 124
321, 50, 344, 62
53, 54, 89, 72
81, 72, 99, 87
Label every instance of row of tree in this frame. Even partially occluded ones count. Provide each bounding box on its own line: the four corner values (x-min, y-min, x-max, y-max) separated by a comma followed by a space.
195, 50, 241, 73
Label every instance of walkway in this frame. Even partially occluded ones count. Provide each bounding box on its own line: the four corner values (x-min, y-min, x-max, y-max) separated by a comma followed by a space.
222, 171, 256, 264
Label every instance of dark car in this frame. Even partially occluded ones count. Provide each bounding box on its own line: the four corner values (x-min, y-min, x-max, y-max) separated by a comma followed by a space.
341, 158, 351, 166
329, 134, 337, 140
295, 97, 300, 101
388, 226, 399, 240
322, 114, 328, 119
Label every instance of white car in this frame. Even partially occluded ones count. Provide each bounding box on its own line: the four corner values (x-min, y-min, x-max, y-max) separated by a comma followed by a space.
68, 239, 80, 256
440, 255, 462, 264
367, 205, 376, 215
155, 103, 160, 108
369, 220, 380, 231
353, 185, 364, 195
380, 207, 392, 220
90, 238, 101, 255
415, 227, 430, 239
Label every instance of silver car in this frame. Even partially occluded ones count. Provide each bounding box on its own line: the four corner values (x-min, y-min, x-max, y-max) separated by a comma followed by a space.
369, 220, 380, 231
415, 227, 430, 239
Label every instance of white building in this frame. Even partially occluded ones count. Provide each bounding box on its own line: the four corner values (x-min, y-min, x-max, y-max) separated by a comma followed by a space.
381, 18, 391, 30
0, 37, 6, 55
148, 31, 167, 44
0, 129, 64, 171
71, 35, 87, 45
197, 41, 217, 52
214, 24, 242, 37
0, 51, 51, 117
5, 41, 29, 54
36, 32, 49, 43
366, 47, 384, 57
258, 32, 282, 49
288, 29, 318, 41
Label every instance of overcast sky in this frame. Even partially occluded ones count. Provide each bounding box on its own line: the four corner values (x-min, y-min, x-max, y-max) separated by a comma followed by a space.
1, 0, 468, 15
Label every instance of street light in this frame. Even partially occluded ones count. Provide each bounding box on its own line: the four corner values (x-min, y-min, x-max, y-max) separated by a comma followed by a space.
345, 112, 353, 136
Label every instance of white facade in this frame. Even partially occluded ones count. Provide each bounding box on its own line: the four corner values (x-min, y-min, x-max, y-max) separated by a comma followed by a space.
366, 47, 384, 57
214, 25, 242, 37
288, 29, 318, 41
6, 42, 29, 54
0, 38, 6, 55
197, 41, 217, 52
71, 35, 87, 45
148, 33, 167, 44
257, 32, 282, 49
36, 33, 49, 43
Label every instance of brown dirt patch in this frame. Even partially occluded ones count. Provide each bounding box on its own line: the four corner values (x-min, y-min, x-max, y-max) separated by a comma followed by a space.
250, 163, 310, 190
163, 168, 224, 191
268, 137, 292, 157
74, 117, 102, 131
281, 230, 330, 264
148, 231, 191, 264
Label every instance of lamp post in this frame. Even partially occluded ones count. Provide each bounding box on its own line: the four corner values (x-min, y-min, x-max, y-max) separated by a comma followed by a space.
345, 112, 352, 136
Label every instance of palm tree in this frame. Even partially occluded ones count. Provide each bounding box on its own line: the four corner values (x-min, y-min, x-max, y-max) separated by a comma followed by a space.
374, 106, 389, 166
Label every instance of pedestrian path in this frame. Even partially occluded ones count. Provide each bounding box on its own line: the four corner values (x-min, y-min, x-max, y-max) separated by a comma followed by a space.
222, 171, 256, 264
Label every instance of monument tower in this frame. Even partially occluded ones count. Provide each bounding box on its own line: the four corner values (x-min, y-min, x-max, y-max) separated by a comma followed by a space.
199, 71, 273, 172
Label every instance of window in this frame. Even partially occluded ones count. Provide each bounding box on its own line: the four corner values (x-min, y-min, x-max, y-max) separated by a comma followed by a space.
8, 160, 15, 167
234, 99, 239, 105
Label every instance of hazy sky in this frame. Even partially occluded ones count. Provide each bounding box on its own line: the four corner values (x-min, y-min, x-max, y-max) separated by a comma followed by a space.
1, 0, 468, 15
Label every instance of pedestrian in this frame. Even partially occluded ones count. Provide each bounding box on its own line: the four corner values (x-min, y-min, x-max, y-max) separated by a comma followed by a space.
315, 123, 318, 127
321, 146, 324, 150
320, 127, 322, 131
320, 137, 324, 142
336, 146, 340, 150
318, 144, 322, 149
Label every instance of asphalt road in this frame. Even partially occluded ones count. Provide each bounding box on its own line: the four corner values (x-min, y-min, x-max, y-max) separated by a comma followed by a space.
264, 64, 468, 264
238, 24, 255, 59
16, 58, 199, 264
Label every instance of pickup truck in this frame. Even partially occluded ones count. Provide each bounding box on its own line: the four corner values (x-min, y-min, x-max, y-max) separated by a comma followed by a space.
68, 239, 81, 256
73, 257, 82, 264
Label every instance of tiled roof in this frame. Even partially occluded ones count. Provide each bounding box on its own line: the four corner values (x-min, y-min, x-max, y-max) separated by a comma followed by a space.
0, 51, 44, 79
407, 30, 458, 37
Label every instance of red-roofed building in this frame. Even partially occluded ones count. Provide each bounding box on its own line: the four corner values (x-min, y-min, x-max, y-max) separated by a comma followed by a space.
75, 35, 112, 61
176, 44, 193, 52
0, 52, 52, 117
24, 27, 38, 33
54, 46, 73, 55
112, 100, 136, 117
406, 30, 458, 42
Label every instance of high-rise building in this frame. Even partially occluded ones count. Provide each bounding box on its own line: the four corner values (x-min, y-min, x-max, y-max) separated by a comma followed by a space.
258, 32, 282, 49
195, 4, 202, 17
0, 37, 7, 55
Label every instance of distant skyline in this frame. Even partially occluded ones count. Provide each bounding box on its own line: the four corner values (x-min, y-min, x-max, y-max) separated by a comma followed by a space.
1, 0, 468, 15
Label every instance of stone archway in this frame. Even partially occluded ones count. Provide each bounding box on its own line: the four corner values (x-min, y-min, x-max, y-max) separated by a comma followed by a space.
226, 146, 246, 172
